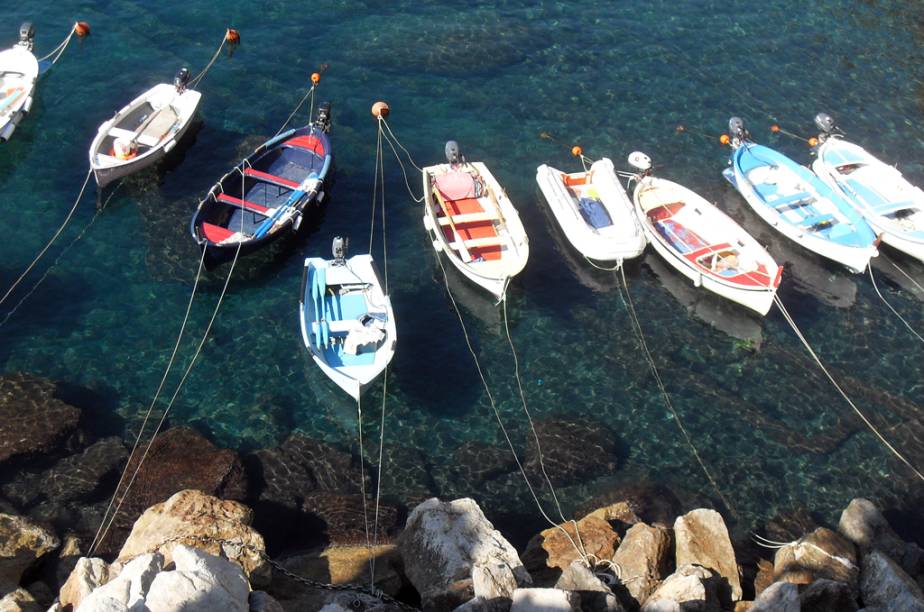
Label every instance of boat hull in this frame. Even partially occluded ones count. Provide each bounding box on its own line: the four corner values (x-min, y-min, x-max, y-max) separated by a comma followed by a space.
536, 158, 646, 263
0, 45, 39, 142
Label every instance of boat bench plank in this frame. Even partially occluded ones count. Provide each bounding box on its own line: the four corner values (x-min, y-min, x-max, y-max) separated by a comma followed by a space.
217, 193, 270, 214
244, 167, 299, 190
771, 191, 812, 209
686, 242, 733, 260
447, 236, 505, 250
872, 200, 915, 217
107, 126, 159, 148
437, 211, 498, 225
312, 319, 356, 334
800, 213, 835, 228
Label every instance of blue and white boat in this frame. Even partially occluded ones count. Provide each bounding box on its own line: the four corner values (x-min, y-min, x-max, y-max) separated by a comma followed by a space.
0, 24, 39, 141
299, 238, 396, 401
811, 113, 924, 263
723, 117, 878, 273
190, 102, 332, 263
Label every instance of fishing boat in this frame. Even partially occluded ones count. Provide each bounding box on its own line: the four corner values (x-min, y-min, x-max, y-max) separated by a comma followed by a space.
190, 102, 332, 262
722, 117, 878, 273
536, 157, 646, 263
811, 113, 924, 263
630, 152, 782, 315
299, 237, 396, 400
422, 141, 529, 301
0, 24, 39, 142
89, 69, 201, 187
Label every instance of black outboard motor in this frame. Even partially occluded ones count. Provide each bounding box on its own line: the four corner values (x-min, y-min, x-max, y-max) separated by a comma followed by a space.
728, 116, 750, 146
18, 22, 35, 51
814, 112, 839, 144
331, 236, 348, 263
316, 102, 332, 133
174, 67, 191, 93
445, 140, 463, 167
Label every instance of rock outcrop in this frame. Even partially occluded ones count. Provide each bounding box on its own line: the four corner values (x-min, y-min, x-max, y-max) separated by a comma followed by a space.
522, 516, 620, 586
0, 587, 41, 611
640, 564, 721, 612
798, 578, 857, 612
773, 527, 858, 596
0, 374, 80, 465
0, 513, 59, 594
397, 497, 531, 610
673, 508, 741, 602
58, 557, 110, 611
838, 497, 922, 576
748, 581, 798, 612
76, 553, 163, 611
859, 549, 924, 611
115, 489, 269, 587
610, 522, 671, 607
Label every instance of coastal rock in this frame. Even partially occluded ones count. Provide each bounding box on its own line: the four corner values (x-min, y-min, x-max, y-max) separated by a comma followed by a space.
838, 498, 922, 575
859, 549, 924, 611
582, 502, 642, 530
116, 489, 268, 586
300, 493, 400, 545
249, 434, 360, 504
0, 514, 59, 593
753, 559, 774, 597
76, 553, 162, 612
773, 527, 858, 596
397, 498, 531, 610
611, 522, 672, 606
525, 419, 621, 486
674, 509, 742, 601
58, 557, 110, 611
799, 578, 857, 611
248, 591, 284, 612
576, 483, 682, 529
522, 516, 619, 585
641, 564, 721, 612
143, 545, 250, 612
269, 545, 403, 601
94, 427, 247, 555
0, 588, 41, 612
748, 581, 798, 612
510, 588, 580, 611
0, 374, 80, 464
554, 560, 611, 593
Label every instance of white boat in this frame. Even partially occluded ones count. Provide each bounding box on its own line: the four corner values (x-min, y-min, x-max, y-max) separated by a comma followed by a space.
422, 141, 529, 301
536, 157, 646, 263
811, 113, 924, 263
299, 238, 396, 401
630, 152, 782, 316
0, 24, 39, 142
723, 117, 878, 274
89, 69, 201, 187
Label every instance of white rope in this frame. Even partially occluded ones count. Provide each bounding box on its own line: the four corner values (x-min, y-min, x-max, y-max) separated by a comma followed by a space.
355, 394, 374, 582
773, 294, 924, 481
380, 125, 424, 203
187, 34, 228, 89
0, 168, 92, 309
583, 255, 623, 272
370, 370, 388, 586
869, 266, 923, 343
883, 256, 924, 294
37, 25, 76, 65
617, 267, 737, 515
273, 86, 314, 139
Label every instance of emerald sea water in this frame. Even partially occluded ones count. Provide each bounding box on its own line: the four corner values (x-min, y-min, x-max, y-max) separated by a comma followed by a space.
1, 0, 922, 545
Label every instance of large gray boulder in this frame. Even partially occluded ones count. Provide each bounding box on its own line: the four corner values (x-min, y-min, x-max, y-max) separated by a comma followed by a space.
76, 553, 163, 612
611, 522, 671, 606
0, 514, 59, 594
859, 549, 924, 612
774, 527, 859, 597
58, 557, 111, 611
673, 509, 741, 602
799, 578, 857, 611
143, 545, 250, 612
641, 564, 721, 612
397, 498, 531, 610
0, 588, 41, 612
749, 581, 799, 612
510, 588, 580, 611
838, 498, 922, 576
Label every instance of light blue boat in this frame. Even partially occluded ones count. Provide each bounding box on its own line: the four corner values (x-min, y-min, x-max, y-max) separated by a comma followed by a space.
722, 117, 878, 273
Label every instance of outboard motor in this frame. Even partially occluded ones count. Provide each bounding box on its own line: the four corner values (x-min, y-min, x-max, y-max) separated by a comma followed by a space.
814, 112, 838, 143
174, 67, 191, 93
628, 151, 652, 176
316, 102, 332, 133
445, 140, 464, 167
18, 22, 35, 51
728, 116, 749, 146
331, 236, 348, 263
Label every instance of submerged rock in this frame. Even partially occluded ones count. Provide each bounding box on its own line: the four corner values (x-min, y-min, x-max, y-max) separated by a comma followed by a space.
0, 373, 80, 465
674, 508, 741, 602
576, 482, 682, 530
300, 492, 401, 546
525, 419, 621, 486
521, 516, 619, 586
611, 522, 671, 607
859, 549, 924, 612
116, 489, 268, 586
773, 527, 858, 597
0, 513, 59, 594
397, 497, 531, 610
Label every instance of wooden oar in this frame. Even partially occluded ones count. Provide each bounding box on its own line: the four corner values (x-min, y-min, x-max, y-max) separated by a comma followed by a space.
430, 180, 473, 262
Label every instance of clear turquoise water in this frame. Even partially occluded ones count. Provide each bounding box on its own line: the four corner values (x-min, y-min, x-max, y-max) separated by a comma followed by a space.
1, 0, 923, 540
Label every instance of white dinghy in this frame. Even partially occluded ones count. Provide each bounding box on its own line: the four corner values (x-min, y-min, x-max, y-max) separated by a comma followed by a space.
423, 141, 529, 301
630, 152, 782, 316
299, 237, 396, 401
536, 155, 646, 264
811, 113, 924, 263
0, 24, 40, 142
89, 68, 201, 187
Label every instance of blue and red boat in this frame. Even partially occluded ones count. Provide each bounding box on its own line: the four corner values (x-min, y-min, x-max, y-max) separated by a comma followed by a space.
190, 102, 332, 262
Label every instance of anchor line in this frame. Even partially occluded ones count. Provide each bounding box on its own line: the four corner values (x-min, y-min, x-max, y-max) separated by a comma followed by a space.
868, 266, 923, 343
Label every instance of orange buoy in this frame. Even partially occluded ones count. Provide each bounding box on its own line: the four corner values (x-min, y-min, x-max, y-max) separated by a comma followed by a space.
808, 137, 818, 147
719, 134, 730, 145
571, 145, 583, 157
371, 101, 390, 119
770, 124, 781, 133
311, 72, 321, 86
225, 28, 241, 44
74, 21, 90, 37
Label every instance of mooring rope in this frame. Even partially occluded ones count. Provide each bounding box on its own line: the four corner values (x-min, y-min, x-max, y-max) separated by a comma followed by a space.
379, 121, 424, 203
273, 86, 314, 139
616, 267, 737, 516
583, 255, 623, 272
187, 33, 229, 89
868, 266, 923, 343
772, 294, 924, 481
355, 394, 374, 580
36, 25, 77, 65
0, 168, 92, 310
883, 256, 924, 294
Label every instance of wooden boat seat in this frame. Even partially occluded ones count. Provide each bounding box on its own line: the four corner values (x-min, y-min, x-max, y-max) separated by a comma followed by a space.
201, 222, 236, 243
244, 167, 300, 189
286, 134, 326, 156
217, 193, 270, 214
437, 211, 497, 225
107, 127, 159, 148
686, 242, 733, 260
771, 191, 812, 210
447, 236, 504, 250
